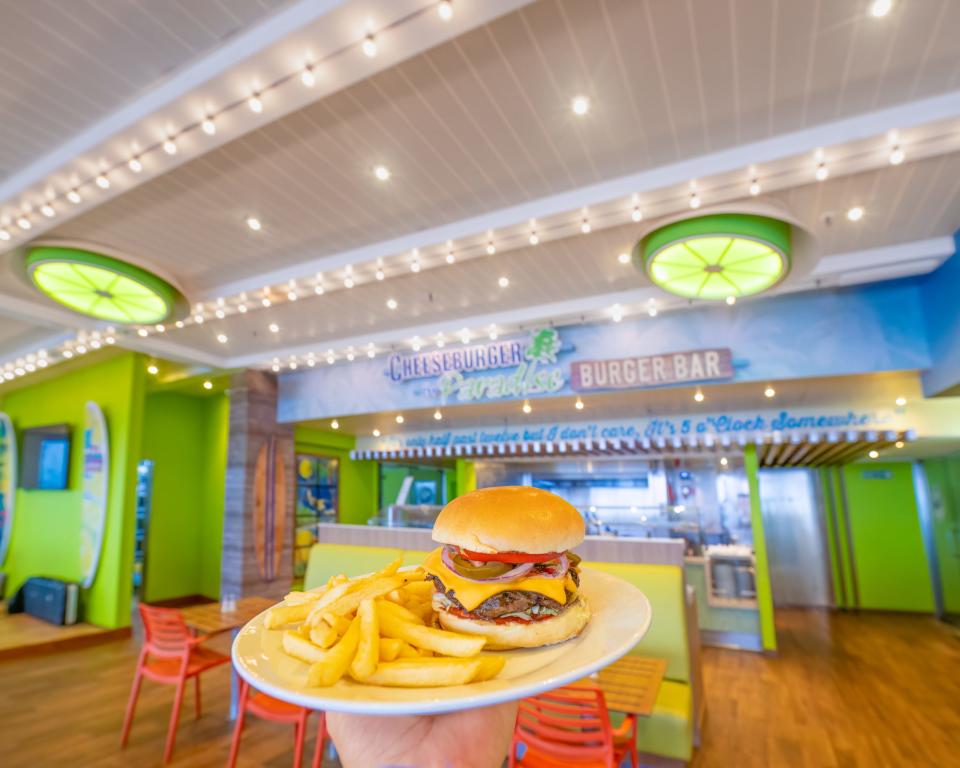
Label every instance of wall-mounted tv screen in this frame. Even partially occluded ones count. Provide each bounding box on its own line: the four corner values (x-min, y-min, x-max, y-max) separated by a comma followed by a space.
21, 424, 71, 490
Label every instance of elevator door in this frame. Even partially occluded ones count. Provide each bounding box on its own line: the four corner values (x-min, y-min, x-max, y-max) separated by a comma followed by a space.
759, 469, 833, 608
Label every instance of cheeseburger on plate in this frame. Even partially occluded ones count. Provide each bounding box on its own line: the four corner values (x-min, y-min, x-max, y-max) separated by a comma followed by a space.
422, 486, 590, 649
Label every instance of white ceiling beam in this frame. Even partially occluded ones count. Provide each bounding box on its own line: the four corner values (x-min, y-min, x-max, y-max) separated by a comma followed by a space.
209, 90, 960, 300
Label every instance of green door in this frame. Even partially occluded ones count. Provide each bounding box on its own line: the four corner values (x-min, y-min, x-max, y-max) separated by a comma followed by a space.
842, 463, 935, 612
922, 457, 960, 616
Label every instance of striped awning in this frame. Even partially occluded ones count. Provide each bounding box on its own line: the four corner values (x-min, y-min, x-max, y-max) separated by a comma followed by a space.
350, 429, 916, 467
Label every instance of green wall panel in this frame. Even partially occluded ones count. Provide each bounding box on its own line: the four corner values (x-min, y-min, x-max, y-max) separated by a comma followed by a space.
0, 353, 144, 628
140, 392, 228, 602
842, 463, 934, 612
921, 457, 960, 614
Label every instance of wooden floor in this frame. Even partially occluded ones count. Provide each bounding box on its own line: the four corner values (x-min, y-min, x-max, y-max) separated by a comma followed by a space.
0, 610, 120, 659
1, 609, 957, 767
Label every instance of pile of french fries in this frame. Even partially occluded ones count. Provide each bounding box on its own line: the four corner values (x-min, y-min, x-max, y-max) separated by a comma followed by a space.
264, 556, 505, 688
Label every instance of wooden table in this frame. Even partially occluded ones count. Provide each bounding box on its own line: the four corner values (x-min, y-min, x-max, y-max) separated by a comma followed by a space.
584, 655, 668, 717
180, 596, 274, 719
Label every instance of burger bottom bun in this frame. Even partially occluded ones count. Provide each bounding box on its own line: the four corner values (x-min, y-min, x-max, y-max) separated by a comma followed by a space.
436, 598, 591, 650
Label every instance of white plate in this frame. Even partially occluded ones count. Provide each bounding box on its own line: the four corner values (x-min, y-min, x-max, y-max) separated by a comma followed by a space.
232, 568, 651, 716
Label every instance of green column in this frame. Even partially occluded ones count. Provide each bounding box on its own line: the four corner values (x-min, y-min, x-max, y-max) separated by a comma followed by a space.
744, 444, 777, 652
455, 459, 476, 497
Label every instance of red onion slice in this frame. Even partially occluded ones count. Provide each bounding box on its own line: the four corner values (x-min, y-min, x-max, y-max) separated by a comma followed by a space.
441, 545, 535, 583
536, 553, 570, 579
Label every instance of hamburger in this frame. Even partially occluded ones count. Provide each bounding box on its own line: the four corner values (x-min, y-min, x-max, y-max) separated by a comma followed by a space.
422, 486, 590, 650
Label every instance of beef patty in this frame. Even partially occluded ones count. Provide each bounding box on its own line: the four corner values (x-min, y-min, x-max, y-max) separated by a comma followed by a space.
429, 569, 579, 620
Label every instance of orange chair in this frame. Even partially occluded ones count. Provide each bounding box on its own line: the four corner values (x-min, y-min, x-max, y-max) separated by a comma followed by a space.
120, 604, 231, 763
228, 679, 327, 768
509, 685, 638, 768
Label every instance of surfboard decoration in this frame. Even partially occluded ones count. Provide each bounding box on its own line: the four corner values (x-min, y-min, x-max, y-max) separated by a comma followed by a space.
253, 436, 286, 581
80, 401, 109, 588
0, 412, 16, 568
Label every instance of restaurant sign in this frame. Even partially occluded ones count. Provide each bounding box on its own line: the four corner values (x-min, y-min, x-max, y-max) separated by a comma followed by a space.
571, 348, 732, 392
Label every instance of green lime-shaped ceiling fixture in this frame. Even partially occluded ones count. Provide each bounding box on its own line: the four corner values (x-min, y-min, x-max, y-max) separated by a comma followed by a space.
26, 246, 184, 325
636, 213, 791, 300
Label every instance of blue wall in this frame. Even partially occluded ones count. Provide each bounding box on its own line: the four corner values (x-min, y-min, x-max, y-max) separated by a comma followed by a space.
279, 279, 931, 422
920, 236, 960, 396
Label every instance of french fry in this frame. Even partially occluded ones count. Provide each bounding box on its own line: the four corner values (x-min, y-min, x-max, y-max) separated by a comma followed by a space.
364, 658, 483, 688
377, 603, 486, 657
372, 556, 403, 578
306, 616, 361, 687
403, 600, 434, 623
471, 655, 506, 682
348, 599, 379, 681
324, 575, 406, 617
376, 597, 426, 625
282, 630, 327, 664
321, 612, 352, 635
379, 637, 403, 662
401, 581, 434, 599
309, 622, 338, 650
384, 589, 405, 604
396, 640, 420, 659
305, 581, 357, 626
265, 602, 313, 629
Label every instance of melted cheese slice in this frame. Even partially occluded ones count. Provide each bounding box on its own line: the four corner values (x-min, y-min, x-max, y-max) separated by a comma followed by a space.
422, 547, 576, 611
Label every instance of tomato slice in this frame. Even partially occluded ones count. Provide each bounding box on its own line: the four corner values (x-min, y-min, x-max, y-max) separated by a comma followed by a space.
460, 548, 562, 564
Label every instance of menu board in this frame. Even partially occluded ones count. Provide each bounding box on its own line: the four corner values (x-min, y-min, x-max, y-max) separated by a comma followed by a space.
0, 413, 15, 567
80, 402, 109, 588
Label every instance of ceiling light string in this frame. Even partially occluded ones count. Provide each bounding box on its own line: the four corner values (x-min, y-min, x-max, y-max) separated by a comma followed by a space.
0, 3, 453, 232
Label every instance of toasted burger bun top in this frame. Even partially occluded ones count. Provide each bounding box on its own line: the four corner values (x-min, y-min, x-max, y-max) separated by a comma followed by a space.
432, 486, 585, 554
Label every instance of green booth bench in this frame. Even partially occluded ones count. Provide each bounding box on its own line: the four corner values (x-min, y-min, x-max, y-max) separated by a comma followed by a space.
304, 543, 701, 765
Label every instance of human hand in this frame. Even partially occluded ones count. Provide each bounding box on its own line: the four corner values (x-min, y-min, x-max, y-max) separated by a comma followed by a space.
326, 700, 518, 768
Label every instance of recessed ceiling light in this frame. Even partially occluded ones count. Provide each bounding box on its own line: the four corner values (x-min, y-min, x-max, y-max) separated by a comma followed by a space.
387, 298, 398, 310
301, 66, 316, 87
764, 386, 776, 398
248, 94, 263, 113
395, 414, 405, 424
246, 216, 262, 231
726, 295, 737, 306
749, 179, 761, 196
437, 1, 453, 20
203, 380, 213, 390
446, 251, 455, 264
434, 409, 443, 420
889, 145, 904, 165
373, 428, 381, 437
498, 276, 510, 288
436, 335, 446, 348
694, 390, 704, 403
147, 364, 159, 375
344, 276, 355, 288
346, 350, 355, 361
40, 204, 55, 218
287, 291, 297, 301
895, 396, 906, 407
522, 401, 532, 414
375, 268, 385, 280
217, 333, 228, 344
201, 117, 216, 136
581, 219, 591, 234
327, 353, 335, 364
374, 164, 391, 181
367, 347, 376, 359
647, 305, 658, 317
155, 324, 165, 333
362, 35, 377, 58
215, 309, 225, 319
163, 138, 177, 155
846, 206, 864, 222
410, 261, 421, 273
611, 304, 623, 323
194, 314, 204, 324
618, 252, 630, 265
331, 419, 340, 430
895, 440, 904, 449
175, 320, 184, 329
486, 242, 496, 255
571, 95, 590, 116
411, 338, 422, 351
574, 397, 584, 411
289, 361, 298, 370
870, 0, 892, 18
815, 162, 828, 181
689, 192, 701, 209
262, 297, 272, 307
488, 326, 498, 340
269, 323, 279, 333
529, 231, 539, 245
720, 456, 728, 466
238, 303, 247, 313
67, 189, 82, 204
632, 206, 643, 222
137, 328, 149, 337
128, 157, 143, 173
868, 449, 880, 459
96, 174, 110, 189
